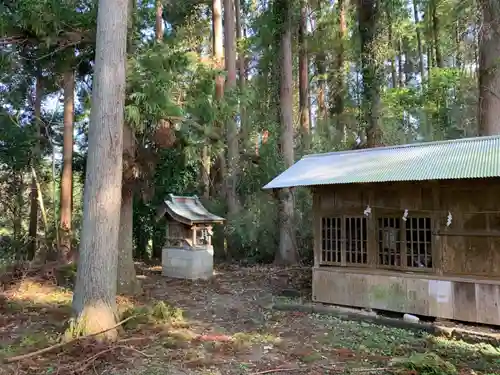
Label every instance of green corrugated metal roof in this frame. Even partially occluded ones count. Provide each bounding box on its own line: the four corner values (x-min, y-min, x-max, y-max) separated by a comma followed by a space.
263, 135, 500, 189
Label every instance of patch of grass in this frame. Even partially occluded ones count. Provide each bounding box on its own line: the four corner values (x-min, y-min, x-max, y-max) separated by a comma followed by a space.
0, 331, 58, 358
299, 351, 323, 363
121, 301, 185, 330
390, 352, 457, 375
430, 336, 500, 372
316, 315, 424, 356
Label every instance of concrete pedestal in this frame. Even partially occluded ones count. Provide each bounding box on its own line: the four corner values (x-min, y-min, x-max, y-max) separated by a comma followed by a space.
161, 246, 214, 280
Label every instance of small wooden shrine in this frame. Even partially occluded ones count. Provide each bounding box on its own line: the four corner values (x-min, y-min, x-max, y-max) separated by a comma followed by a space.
264, 135, 500, 326
156, 194, 225, 280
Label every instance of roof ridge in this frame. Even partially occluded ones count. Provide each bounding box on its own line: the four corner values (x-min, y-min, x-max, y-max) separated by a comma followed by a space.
303, 135, 500, 159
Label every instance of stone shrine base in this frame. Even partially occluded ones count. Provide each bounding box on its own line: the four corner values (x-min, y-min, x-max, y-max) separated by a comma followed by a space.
161, 247, 214, 280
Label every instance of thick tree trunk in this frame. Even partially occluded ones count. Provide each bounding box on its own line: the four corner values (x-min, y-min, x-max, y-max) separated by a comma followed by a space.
117, 0, 139, 296
478, 0, 500, 136
298, 0, 310, 152
59, 70, 75, 263
117, 124, 139, 295
223, 0, 240, 216
358, 0, 382, 147
28, 76, 42, 261
276, 0, 297, 265
71, 0, 128, 341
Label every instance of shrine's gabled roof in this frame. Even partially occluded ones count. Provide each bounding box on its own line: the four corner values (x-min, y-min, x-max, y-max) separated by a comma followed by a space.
159, 194, 225, 225
263, 135, 500, 189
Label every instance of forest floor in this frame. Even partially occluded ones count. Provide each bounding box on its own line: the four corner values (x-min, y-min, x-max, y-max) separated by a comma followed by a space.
1, 264, 500, 375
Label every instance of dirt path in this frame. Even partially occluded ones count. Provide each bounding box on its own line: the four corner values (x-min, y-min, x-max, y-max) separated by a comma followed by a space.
1, 265, 500, 374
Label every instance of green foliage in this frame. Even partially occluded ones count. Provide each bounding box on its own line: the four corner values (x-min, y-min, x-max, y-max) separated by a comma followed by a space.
121, 301, 184, 330
391, 352, 458, 375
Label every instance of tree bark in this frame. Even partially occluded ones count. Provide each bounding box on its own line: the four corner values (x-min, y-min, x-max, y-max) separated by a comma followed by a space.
211, 0, 225, 201
387, 9, 397, 88
223, 0, 240, 216
314, 0, 327, 122
117, 124, 139, 295
155, 0, 163, 42
276, 0, 297, 265
71, 0, 128, 341
478, 0, 500, 136
298, 0, 310, 152
59, 69, 75, 263
431, 0, 443, 68
116, 0, 139, 296
28, 76, 42, 261
358, 0, 382, 147
412, 0, 425, 79
330, 0, 346, 142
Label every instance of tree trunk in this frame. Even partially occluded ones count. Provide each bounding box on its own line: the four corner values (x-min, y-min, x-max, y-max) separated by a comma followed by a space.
211, 0, 225, 201
71, 0, 128, 341
478, 0, 500, 136
133, 197, 149, 260
117, 124, 139, 295
387, 9, 397, 88
455, 20, 462, 68
314, 0, 327, 122
431, 0, 442, 68
330, 0, 346, 141
223, 0, 240, 217
235, 0, 248, 148
155, 0, 163, 42
13, 172, 24, 258
298, 0, 310, 152
412, 0, 425, 79
117, 0, 139, 296
59, 70, 75, 263
398, 39, 404, 87
358, 0, 382, 147
28, 76, 42, 261
276, 0, 297, 265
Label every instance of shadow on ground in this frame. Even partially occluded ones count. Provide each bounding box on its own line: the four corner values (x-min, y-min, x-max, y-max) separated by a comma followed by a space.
0, 265, 499, 375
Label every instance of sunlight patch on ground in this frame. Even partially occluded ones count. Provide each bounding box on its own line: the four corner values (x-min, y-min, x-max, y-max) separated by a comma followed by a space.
5, 279, 72, 306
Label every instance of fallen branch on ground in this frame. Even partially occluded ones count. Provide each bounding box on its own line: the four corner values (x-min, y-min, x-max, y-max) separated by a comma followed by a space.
3, 315, 137, 363
317, 365, 390, 373
75, 345, 153, 373
250, 368, 302, 375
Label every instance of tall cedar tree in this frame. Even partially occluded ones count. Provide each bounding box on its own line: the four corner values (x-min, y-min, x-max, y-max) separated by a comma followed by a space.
71, 0, 129, 340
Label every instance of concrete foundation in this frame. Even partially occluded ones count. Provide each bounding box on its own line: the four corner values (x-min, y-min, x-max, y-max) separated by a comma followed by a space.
162, 246, 214, 280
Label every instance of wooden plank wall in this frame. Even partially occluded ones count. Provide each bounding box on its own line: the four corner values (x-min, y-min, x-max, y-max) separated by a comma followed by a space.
313, 179, 500, 278
313, 267, 500, 325
312, 178, 500, 325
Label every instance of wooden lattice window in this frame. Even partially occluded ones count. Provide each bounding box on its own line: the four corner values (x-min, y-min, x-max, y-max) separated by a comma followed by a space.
321, 217, 342, 264
378, 217, 402, 267
406, 217, 432, 268
320, 216, 367, 265
377, 216, 432, 270
345, 217, 368, 264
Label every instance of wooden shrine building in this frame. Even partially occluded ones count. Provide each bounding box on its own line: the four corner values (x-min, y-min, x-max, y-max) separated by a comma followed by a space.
264, 135, 500, 326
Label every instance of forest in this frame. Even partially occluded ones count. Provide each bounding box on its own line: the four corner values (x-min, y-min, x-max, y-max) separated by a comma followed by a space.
1, 0, 500, 374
